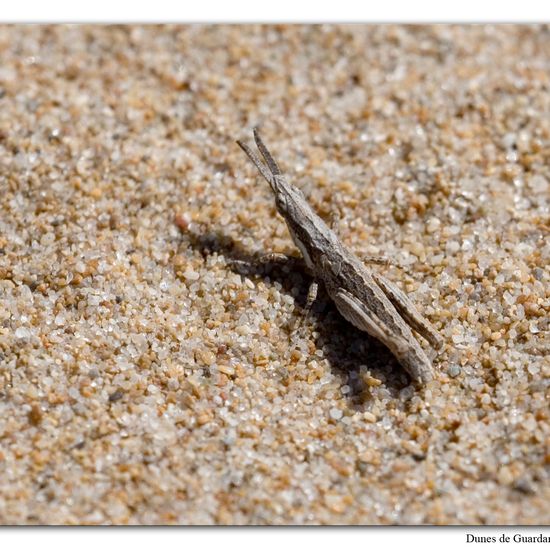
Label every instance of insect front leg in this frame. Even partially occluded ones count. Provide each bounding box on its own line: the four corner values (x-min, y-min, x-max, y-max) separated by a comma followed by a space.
292, 279, 319, 334
259, 252, 294, 264
256, 252, 313, 276
304, 280, 319, 313
362, 255, 392, 266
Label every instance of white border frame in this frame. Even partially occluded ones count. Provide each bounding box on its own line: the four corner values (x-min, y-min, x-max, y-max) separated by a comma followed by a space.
1, 0, 550, 23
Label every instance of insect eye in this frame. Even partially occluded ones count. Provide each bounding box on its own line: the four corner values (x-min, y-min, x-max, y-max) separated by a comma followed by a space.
276, 194, 287, 210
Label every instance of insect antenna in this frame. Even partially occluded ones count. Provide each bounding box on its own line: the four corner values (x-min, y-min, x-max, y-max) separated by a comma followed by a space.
236, 139, 273, 185
253, 128, 282, 176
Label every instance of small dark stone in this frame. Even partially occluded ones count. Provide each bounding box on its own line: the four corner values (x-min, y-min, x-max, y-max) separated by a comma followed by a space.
513, 478, 536, 495
356, 460, 369, 475
412, 452, 426, 462
109, 389, 124, 402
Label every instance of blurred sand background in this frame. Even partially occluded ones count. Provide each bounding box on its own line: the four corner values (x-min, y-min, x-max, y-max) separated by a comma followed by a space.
0, 25, 548, 524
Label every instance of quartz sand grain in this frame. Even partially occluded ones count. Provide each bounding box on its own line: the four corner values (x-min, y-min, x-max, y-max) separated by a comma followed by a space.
0, 25, 548, 525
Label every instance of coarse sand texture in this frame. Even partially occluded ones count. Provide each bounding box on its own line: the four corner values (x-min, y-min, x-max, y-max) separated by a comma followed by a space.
0, 25, 548, 524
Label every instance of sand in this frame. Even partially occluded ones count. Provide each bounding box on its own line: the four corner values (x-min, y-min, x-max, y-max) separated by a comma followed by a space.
0, 24, 548, 524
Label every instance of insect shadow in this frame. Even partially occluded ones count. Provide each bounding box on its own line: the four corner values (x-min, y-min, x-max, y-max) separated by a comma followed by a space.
180, 225, 411, 408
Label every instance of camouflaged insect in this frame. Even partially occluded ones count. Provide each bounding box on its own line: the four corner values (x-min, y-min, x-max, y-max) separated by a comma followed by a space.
237, 129, 443, 384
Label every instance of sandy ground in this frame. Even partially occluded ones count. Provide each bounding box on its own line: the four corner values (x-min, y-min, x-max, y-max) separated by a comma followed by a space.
0, 25, 548, 525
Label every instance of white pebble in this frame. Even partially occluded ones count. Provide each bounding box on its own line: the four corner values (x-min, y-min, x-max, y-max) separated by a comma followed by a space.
446, 241, 460, 254
527, 364, 539, 375
426, 217, 441, 233
516, 305, 525, 320
15, 327, 31, 339
183, 269, 200, 281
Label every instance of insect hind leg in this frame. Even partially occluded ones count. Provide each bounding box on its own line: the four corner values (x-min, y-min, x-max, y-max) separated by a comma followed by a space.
372, 273, 443, 350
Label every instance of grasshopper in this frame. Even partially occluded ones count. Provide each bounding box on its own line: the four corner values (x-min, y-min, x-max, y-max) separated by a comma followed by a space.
236, 129, 443, 385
